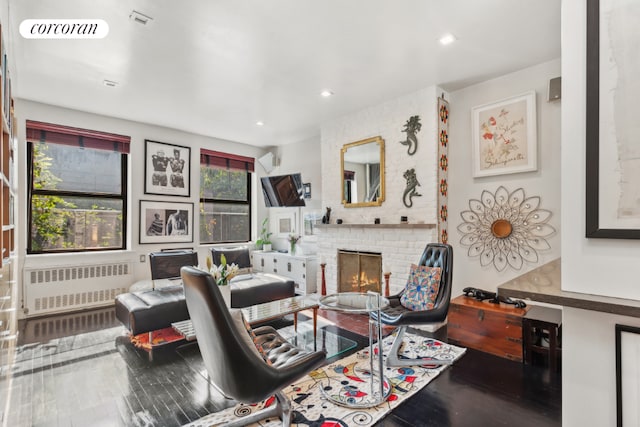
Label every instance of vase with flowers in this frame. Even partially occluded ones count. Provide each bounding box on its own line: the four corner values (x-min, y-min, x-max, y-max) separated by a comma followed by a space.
288, 234, 301, 255
205, 253, 239, 306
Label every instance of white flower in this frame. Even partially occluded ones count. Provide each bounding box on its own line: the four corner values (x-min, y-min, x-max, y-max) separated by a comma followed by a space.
208, 264, 222, 281
204, 255, 239, 285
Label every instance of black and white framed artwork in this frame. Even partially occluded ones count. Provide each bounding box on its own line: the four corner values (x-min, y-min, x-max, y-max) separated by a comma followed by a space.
144, 139, 191, 197
139, 200, 193, 244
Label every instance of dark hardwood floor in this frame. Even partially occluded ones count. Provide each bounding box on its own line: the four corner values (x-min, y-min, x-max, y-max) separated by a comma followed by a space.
1, 306, 561, 427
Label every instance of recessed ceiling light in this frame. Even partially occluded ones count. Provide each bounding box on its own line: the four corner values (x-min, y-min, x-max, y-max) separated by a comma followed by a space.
103, 79, 118, 87
256, 121, 264, 126
130, 10, 153, 25
438, 33, 457, 46
320, 90, 334, 97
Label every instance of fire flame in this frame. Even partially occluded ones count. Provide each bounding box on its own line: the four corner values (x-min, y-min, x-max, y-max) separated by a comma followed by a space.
349, 271, 380, 292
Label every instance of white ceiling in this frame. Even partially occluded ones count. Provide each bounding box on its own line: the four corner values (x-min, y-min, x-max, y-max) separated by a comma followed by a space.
6, 1, 560, 147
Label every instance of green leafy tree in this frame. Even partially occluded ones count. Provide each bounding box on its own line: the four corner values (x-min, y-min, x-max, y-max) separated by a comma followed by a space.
31, 143, 76, 251
199, 167, 248, 242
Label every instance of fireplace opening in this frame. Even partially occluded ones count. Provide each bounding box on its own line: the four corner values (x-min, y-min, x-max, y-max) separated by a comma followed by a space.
337, 250, 382, 293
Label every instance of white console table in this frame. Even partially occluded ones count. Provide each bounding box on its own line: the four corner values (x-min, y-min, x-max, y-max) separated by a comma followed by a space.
252, 251, 317, 295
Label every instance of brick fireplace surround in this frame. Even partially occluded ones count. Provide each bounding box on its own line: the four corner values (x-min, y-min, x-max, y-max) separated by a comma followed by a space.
316, 85, 444, 298
316, 223, 436, 296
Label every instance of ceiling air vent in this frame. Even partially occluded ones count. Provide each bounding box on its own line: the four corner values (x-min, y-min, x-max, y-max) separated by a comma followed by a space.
129, 10, 153, 25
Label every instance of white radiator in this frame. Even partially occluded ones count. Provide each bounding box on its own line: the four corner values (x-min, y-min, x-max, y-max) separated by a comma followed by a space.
24, 261, 133, 317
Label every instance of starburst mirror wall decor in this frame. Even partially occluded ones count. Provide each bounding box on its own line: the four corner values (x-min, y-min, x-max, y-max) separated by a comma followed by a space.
457, 186, 555, 271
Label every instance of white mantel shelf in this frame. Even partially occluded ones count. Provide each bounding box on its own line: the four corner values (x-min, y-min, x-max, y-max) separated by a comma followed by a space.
316, 223, 436, 229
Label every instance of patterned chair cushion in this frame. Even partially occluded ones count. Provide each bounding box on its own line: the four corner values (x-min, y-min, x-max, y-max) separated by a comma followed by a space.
400, 264, 442, 311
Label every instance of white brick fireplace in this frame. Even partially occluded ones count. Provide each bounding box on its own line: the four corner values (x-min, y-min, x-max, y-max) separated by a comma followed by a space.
316, 224, 436, 295
316, 84, 445, 296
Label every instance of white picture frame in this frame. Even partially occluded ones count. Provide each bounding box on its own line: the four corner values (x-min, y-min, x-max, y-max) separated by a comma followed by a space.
144, 139, 191, 197
274, 210, 297, 238
139, 200, 194, 244
471, 91, 537, 178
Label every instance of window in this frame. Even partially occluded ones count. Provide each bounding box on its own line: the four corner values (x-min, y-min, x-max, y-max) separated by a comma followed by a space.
26, 121, 129, 253
200, 149, 254, 243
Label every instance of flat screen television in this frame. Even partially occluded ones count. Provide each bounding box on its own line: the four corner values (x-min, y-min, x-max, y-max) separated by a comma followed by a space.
260, 173, 306, 207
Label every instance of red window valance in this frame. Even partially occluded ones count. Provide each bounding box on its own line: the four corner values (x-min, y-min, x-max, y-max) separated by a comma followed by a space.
26, 120, 131, 153
344, 170, 355, 180
200, 149, 255, 172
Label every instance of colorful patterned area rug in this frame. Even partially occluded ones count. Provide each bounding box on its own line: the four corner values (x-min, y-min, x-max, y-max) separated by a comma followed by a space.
182, 331, 466, 427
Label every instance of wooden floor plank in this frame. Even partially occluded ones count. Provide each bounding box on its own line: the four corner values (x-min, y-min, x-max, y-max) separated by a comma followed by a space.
2, 307, 561, 426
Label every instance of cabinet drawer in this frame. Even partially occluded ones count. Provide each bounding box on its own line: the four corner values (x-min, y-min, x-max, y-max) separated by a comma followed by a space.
252, 253, 275, 272
288, 260, 307, 281
294, 280, 307, 295
250, 251, 317, 294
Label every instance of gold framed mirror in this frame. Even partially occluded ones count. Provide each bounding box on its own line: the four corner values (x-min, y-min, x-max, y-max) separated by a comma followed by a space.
341, 136, 385, 207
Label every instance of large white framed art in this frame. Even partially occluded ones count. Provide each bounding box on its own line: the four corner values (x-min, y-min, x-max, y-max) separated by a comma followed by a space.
586, 0, 640, 238
471, 91, 537, 178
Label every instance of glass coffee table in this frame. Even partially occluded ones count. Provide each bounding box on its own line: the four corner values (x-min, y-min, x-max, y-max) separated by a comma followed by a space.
242, 295, 319, 339
319, 292, 390, 408
172, 295, 319, 341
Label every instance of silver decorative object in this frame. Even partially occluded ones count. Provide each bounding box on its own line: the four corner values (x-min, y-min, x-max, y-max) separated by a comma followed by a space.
402, 168, 421, 208
399, 115, 421, 156
457, 186, 555, 271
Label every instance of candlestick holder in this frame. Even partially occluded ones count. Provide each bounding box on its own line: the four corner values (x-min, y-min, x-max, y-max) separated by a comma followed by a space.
384, 272, 391, 297
320, 263, 327, 296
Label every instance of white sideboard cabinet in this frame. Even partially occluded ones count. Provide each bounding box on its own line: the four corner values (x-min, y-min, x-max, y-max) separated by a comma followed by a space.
251, 251, 317, 295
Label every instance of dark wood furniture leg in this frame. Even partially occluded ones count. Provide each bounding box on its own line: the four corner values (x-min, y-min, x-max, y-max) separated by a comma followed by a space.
522, 306, 562, 372
320, 263, 327, 296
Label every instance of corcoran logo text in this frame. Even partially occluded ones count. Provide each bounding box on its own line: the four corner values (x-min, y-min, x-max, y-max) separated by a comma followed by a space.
19, 19, 109, 39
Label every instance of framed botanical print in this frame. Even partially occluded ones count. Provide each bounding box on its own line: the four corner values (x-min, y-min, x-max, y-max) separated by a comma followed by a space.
471, 91, 537, 178
144, 139, 190, 197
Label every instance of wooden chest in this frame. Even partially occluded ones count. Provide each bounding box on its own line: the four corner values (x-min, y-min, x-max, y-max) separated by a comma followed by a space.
448, 294, 530, 362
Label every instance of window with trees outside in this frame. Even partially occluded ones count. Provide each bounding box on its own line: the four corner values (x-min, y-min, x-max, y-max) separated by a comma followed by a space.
26, 121, 129, 253
200, 149, 254, 244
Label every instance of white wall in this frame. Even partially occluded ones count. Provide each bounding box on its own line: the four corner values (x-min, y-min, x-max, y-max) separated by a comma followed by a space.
316, 85, 443, 292
316, 63, 562, 297
320, 85, 441, 226
561, 0, 640, 425
267, 136, 322, 253
561, 0, 640, 301
448, 59, 562, 296
274, 136, 322, 214
15, 100, 269, 295
563, 308, 640, 426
